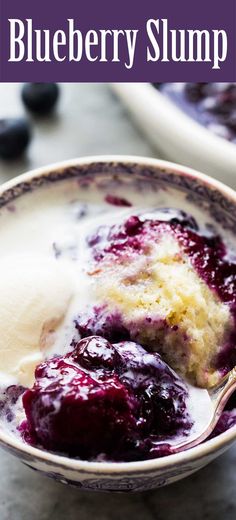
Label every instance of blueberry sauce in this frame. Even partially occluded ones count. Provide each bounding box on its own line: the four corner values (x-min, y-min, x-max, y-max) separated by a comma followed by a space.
76, 306, 131, 343
76, 307, 172, 354
87, 210, 198, 262
153, 83, 236, 143
22, 337, 192, 461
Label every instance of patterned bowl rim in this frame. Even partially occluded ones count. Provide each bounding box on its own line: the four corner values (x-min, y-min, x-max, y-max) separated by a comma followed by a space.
0, 154, 236, 476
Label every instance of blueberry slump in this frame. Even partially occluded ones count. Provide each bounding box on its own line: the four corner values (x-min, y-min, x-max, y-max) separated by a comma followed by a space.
21, 209, 236, 459
0, 180, 236, 462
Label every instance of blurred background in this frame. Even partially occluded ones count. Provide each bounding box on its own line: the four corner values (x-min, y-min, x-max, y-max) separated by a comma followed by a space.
1, 82, 236, 188
0, 83, 157, 184
0, 83, 235, 520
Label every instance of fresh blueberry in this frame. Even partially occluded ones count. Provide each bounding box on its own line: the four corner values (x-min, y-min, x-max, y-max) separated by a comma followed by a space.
0, 118, 31, 160
152, 83, 162, 90
21, 83, 59, 115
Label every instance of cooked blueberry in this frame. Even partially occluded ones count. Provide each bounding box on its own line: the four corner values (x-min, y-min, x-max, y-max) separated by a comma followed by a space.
209, 97, 232, 116
162, 209, 198, 230
105, 194, 132, 207
68, 336, 120, 370
185, 83, 207, 102
156, 82, 236, 142
22, 357, 136, 458
0, 118, 31, 160
124, 216, 142, 236
150, 389, 181, 432
21, 83, 59, 115
221, 84, 236, 102
75, 307, 130, 343
226, 112, 236, 132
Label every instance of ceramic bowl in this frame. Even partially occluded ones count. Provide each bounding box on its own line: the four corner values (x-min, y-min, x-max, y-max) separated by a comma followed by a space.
111, 84, 236, 189
0, 155, 235, 493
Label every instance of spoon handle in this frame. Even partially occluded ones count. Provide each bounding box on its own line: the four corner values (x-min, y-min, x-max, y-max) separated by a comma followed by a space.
209, 366, 236, 423
172, 367, 236, 454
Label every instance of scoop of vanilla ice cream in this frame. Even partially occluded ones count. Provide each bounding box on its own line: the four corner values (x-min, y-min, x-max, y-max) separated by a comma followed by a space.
0, 255, 74, 387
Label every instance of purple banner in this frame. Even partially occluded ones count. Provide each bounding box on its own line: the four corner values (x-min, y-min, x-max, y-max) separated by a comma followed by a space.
0, 0, 236, 82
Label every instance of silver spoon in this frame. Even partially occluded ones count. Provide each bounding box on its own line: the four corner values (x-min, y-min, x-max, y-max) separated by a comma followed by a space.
169, 366, 236, 453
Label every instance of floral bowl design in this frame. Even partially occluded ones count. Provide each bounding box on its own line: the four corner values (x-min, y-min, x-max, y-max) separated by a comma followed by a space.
0, 155, 236, 492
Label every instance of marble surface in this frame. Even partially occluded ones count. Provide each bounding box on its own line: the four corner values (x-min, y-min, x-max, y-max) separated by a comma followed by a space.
0, 83, 235, 519
0, 83, 157, 183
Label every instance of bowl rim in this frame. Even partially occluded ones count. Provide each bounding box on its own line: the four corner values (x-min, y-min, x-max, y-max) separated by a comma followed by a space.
0, 153, 236, 475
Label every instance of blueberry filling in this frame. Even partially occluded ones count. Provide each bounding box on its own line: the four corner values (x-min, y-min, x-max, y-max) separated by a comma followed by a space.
153, 83, 236, 142
22, 337, 192, 461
